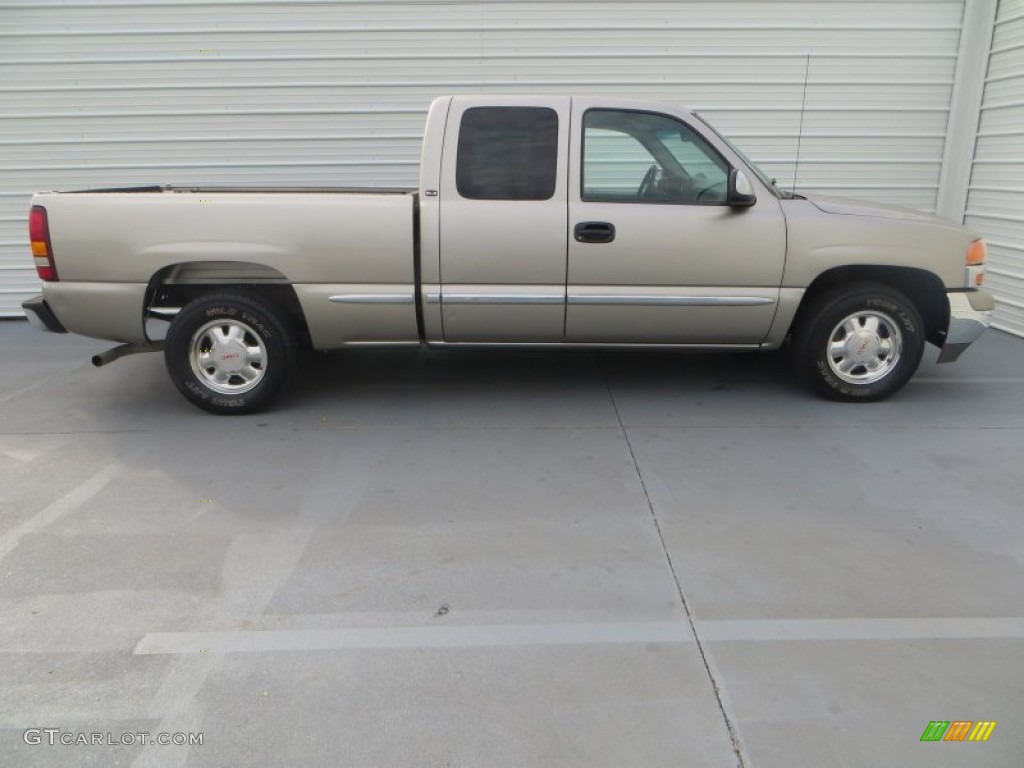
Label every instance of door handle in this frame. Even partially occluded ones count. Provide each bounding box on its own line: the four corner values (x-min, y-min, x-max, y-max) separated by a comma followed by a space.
574, 221, 616, 244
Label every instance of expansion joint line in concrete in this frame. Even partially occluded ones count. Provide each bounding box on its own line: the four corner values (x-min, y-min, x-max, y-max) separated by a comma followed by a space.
595, 355, 747, 768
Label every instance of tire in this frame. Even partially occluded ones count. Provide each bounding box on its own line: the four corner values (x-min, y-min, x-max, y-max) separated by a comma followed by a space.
164, 293, 294, 414
794, 282, 925, 402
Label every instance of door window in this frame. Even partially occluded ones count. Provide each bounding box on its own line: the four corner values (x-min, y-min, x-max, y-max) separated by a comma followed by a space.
456, 107, 558, 201
582, 110, 730, 204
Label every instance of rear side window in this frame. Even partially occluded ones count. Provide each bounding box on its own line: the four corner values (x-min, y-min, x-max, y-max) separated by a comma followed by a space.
456, 107, 558, 200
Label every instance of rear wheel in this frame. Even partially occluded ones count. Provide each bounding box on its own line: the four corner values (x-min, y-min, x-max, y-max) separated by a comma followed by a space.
164, 293, 293, 414
795, 283, 925, 402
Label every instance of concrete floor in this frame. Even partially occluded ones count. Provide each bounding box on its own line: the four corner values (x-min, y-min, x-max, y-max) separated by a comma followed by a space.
0, 319, 1022, 767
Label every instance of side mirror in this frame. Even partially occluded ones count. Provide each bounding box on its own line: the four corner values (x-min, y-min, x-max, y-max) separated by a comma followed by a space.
728, 169, 757, 208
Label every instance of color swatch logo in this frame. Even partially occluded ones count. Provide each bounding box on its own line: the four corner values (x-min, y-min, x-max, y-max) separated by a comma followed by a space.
920, 721, 997, 742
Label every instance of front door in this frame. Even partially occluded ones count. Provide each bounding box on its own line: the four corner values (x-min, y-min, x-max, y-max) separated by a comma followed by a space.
566, 104, 786, 344
439, 96, 570, 342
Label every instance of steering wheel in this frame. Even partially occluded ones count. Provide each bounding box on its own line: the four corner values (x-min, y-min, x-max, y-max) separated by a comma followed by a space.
637, 164, 660, 200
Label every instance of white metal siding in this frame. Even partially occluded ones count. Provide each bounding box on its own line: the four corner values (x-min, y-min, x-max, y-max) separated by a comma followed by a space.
1, 0, 964, 316
966, 0, 1024, 337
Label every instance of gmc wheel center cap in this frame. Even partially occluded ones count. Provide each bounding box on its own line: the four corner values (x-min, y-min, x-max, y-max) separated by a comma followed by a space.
214, 340, 247, 372
848, 331, 879, 362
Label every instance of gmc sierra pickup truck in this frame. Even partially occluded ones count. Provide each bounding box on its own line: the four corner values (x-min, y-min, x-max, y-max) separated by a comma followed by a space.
23, 95, 994, 414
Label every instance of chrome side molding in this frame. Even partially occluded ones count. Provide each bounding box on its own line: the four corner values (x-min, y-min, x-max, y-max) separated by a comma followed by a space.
328, 293, 415, 305
442, 293, 565, 305
569, 295, 775, 307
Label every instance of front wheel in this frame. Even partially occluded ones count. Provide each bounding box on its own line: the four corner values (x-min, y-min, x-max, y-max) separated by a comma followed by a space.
164, 293, 293, 414
794, 283, 925, 402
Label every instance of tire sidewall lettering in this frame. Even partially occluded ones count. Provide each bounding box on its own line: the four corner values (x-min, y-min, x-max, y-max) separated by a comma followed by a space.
864, 297, 916, 334
240, 312, 272, 339
184, 380, 210, 400
210, 398, 246, 408
815, 361, 876, 398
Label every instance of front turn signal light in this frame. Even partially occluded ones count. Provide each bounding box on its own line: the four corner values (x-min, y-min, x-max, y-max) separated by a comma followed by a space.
966, 239, 987, 266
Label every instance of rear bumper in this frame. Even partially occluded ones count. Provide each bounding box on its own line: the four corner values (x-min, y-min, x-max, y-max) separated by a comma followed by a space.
40, 282, 148, 343
22, 295, 67, 333
937, 289, 994, 363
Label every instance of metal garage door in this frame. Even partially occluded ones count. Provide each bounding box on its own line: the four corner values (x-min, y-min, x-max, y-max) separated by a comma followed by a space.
1, 0, 965, 316
965, 0, 1024, 337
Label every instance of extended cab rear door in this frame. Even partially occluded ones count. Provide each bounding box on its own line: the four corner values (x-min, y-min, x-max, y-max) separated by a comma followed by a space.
566, 99, 786, 344
437, 96, 570, 342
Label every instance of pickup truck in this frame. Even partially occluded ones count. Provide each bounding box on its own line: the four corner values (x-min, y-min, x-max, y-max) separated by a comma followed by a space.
22, 95, 994, 414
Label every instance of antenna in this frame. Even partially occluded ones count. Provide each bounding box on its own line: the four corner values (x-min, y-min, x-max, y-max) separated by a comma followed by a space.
792, 53, 810, 194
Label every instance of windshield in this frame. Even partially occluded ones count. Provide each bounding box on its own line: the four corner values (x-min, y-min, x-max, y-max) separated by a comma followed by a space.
691, 113, 785, 198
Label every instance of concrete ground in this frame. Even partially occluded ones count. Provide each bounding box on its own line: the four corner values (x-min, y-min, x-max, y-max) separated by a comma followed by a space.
0, 319, 1022, 768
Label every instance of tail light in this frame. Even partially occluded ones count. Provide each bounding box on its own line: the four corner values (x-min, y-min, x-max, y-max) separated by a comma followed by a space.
29, 205, 58, 281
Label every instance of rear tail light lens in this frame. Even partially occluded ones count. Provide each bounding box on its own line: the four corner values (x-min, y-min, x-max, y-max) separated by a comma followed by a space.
29, 205, 58, 281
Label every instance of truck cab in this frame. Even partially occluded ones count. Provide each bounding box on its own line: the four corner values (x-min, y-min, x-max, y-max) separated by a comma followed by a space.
418, 95, 784, 347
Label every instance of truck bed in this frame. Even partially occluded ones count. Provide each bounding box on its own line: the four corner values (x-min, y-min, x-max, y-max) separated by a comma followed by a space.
34, 186, 420, 347
61, 184, 417, 195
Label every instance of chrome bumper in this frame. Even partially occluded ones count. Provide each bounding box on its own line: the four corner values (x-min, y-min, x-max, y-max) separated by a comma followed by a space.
22, 295, 67, 333
937, 290, 994, 363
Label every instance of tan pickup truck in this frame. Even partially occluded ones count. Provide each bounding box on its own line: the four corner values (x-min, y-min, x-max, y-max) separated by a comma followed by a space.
23, 95, 993, 414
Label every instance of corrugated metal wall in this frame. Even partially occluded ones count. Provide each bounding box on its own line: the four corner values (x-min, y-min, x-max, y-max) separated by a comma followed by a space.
966, 0, 1024, 337
1, 0, 966, 316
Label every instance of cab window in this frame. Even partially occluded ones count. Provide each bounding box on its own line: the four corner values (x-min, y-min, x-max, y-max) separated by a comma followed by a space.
456, 107, 558, 201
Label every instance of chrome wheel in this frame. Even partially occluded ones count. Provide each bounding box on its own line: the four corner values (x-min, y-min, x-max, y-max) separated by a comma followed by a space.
826, 311, 903, 385
188, 319, 267, 395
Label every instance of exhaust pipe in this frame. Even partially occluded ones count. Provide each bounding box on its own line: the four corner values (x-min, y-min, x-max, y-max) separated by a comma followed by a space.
91, 342, 164, 367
